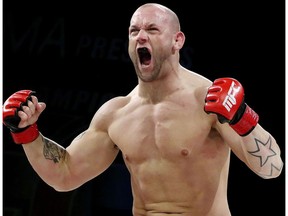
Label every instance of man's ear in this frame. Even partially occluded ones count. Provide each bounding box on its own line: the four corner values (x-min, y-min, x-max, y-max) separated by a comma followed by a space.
174, 31, 185, 50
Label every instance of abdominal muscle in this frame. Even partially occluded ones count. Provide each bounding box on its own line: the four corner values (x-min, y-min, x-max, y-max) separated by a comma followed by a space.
124, 148, 231, 216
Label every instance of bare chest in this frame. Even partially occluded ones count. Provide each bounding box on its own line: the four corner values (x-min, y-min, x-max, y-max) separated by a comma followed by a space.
109, 100, 213, 163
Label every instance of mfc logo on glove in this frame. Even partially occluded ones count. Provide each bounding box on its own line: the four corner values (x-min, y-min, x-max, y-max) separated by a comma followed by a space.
222, 81, 241, 112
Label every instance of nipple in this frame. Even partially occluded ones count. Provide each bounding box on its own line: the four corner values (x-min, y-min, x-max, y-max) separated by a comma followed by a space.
181, 149, 189, 156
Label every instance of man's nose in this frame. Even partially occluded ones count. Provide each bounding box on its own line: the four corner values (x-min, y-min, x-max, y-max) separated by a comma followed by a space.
136, 29, 148, 43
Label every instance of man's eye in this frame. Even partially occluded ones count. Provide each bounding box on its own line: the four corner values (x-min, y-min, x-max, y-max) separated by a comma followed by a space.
130, 29, 138, 33
130, 29, 139, 35
148, 28, 158, 33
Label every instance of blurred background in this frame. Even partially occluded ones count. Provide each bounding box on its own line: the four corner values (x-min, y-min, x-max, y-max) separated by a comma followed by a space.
3, 0, 285, 215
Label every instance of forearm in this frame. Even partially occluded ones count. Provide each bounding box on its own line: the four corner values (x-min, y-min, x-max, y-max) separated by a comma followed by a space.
240, 124, 283, 179
2, 90, 88, 191
22, 133, 71, 190
204, 78, 283, 179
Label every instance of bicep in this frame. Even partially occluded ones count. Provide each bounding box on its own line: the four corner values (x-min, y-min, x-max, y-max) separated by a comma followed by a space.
65, 128, 119, 185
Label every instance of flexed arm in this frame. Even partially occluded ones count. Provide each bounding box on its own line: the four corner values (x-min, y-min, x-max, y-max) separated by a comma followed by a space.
204, 78, 283, 178
3, 90, 119, 191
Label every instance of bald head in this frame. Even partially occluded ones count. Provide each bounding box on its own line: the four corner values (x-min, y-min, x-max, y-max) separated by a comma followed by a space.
131, 3, 181, 33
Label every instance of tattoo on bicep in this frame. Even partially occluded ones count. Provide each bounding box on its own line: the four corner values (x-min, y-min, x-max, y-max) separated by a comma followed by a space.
248, 135, 282, 176
42, 137, 66, 163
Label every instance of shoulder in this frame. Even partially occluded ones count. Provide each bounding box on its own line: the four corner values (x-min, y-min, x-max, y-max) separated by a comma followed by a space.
182, 67, 212, 87
90, 87, 138, 129
87, 96, 129, 132
181, 68, 212, 100
181, 70, 221, 126
96, 95, 132, 116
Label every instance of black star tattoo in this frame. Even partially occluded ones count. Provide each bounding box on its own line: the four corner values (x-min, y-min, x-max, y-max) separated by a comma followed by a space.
248, 136, 276, 167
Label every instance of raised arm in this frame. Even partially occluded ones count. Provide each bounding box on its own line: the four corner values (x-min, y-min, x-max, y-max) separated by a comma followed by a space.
204, 78, 283, 178
3, 90, 119, 191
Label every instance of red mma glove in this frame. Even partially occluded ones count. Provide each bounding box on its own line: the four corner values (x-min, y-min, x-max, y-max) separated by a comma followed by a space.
204, 77, 259, 136
3, 90, 39, 144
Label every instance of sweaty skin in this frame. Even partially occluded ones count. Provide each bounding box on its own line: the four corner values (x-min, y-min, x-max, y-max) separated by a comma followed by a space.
14, 3, 282, 216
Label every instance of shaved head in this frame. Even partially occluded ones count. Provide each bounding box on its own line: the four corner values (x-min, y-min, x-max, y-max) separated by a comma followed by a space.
131, 3, 181, 33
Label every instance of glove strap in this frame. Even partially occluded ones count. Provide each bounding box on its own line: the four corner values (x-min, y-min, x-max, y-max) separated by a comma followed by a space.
11, 123, 40, 144
230, 104, 259, 136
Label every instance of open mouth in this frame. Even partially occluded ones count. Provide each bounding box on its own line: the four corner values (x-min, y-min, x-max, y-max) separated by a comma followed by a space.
137, 47, 151, 65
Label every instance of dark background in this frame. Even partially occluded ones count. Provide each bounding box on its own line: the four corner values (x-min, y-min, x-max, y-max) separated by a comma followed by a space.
3, 0, 285, 216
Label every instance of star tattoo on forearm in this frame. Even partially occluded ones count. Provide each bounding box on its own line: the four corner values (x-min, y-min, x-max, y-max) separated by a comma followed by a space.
248, 135, 283, 177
